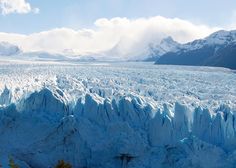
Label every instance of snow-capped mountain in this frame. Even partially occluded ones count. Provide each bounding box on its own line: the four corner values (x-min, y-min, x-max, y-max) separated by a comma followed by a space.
0, 41, 97, 62
18, 51, 69, 61
0, 41, 21, 56
146, 36, 181, 61
0, 49, 97, 63
155, 30, 236, 69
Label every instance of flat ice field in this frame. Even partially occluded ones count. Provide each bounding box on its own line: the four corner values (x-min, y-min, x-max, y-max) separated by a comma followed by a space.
0, 61, 236, 168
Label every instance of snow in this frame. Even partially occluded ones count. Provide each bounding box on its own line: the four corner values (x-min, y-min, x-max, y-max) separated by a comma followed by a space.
148, 36, 181, 59
0, 61, 236, 167
0, 41, 97, 62
206, 30, 236, 45
150, 30, 236, 58
0, 41, 21, 56
180, 30, 236, 51
147, 30, 236, 64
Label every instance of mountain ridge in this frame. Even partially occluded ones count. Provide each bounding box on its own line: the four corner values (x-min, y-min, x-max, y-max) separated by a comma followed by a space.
0, 41, 21, 56
146, 36, 181, 61
154, 30, 236, 69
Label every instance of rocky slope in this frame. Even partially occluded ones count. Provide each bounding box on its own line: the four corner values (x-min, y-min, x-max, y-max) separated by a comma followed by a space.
147, 36, 181, 61
155, 30, 236, 69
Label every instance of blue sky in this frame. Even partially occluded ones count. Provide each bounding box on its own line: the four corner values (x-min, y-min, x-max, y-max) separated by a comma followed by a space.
0, 0, 235, 58
0, 0, 236, 34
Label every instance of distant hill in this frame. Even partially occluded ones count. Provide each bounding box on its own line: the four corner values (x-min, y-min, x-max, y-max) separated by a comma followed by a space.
0, 41, 21, 56
154, 30, 236, 69
0, 42, 96, 62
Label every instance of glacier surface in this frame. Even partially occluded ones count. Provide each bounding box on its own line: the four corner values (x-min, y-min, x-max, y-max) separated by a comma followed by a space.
0, 61, 236, 168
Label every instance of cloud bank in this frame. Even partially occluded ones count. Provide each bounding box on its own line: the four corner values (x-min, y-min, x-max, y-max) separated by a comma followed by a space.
0, 16, 220, 59
0, 0, 39, 15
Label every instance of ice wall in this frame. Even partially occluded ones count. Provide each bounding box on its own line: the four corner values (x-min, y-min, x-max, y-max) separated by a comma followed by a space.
0, 88, 236, 168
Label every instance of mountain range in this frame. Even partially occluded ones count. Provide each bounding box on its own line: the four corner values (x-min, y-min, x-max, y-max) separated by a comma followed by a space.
153, 30, 236, 69
0, 43, 96, 62
0, 41, 21, 56
146, 36, 181, 61
0, 30, 236, 69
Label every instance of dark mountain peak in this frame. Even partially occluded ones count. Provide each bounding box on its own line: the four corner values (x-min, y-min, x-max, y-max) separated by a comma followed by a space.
146, 36, 180, 61
156, 29, 236, 69
160, 36, 175, 44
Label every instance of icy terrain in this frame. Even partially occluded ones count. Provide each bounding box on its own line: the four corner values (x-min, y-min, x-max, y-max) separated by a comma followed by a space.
0, 61, 236, 168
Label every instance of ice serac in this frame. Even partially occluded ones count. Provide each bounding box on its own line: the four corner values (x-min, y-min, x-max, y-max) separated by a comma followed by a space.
172, 102, 192, 141
1, 88, 236, 167
148, 102, 192, 146
148, 108, 173, 146
192, 104, 236, 151
0, 86, 12, 106
192, 107, 212, 142
18, 88, 69, 122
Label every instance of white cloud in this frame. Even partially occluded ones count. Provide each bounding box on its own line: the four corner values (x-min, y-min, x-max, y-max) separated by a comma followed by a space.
226, 10, 236, 30
0, 16, 220, 59
0, 0, 39, 15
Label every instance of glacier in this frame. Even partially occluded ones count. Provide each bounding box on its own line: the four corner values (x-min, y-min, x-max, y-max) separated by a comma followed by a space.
0, 61, 236, 168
